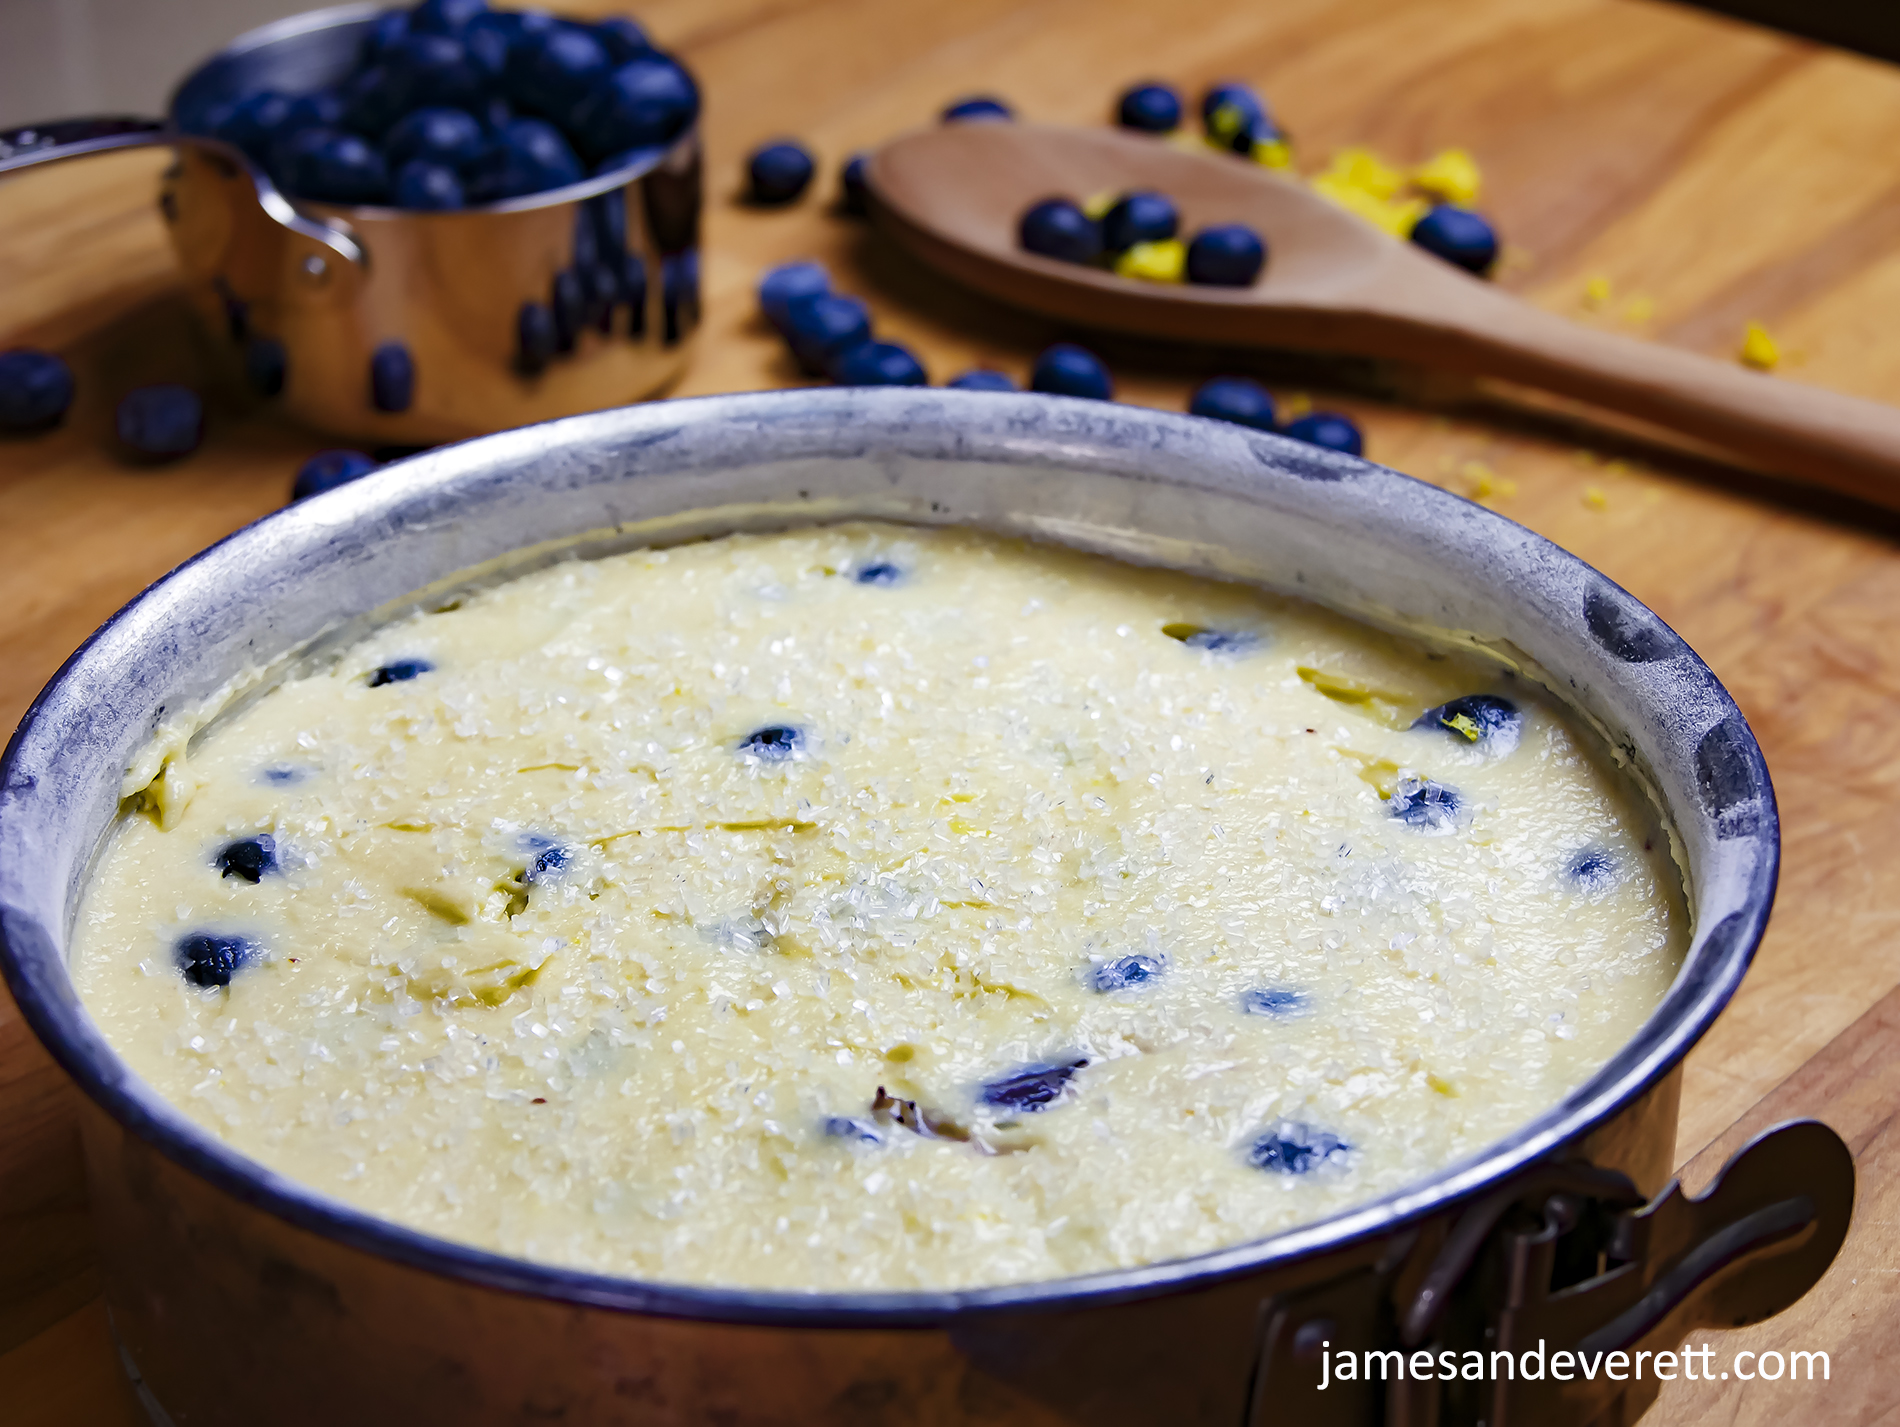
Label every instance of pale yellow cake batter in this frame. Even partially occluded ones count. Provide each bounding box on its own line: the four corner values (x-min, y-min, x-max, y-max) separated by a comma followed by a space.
71, 523, 1687, 1290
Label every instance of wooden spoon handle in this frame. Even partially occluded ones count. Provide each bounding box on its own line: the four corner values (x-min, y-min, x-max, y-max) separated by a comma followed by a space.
1426, 288, 1900, 508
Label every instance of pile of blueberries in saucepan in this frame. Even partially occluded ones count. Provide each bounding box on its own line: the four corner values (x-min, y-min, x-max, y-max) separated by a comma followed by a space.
187, 0, 697, 209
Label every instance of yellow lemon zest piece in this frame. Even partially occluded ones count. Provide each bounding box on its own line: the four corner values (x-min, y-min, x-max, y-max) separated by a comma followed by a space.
1582, 487, 1609, 510
1280, 391, 1313, 420
1311, 173, 1426, 236
1427, 1072, 1460, 1097
1114, 238, 1187, 283
1622, 295, 1654, 324
1081, 189, 1118, 220
1320, 146, 1408, 199
1252, 137, 1293, 169
1740, 321, 1780, 371
1411, 148, 1482, 205
1442, 712, 1483, 741
1583, 276, 1612, 310
1207, 101, 1252, 144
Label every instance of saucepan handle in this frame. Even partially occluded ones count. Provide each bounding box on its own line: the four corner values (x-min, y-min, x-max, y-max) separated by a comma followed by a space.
0, 114, 366, 270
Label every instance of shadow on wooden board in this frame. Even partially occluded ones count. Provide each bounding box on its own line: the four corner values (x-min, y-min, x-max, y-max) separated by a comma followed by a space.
1680, 0, 1900, 64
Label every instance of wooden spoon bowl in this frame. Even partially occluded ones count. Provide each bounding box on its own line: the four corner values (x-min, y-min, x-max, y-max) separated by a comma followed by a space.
866, 122, 1900, 508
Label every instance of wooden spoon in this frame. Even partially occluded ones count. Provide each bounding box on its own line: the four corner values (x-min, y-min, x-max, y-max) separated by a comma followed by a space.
866, 122, 1900, 508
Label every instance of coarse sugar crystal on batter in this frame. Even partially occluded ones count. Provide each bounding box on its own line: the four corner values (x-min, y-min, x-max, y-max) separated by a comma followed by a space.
71, 522, 1687, 1290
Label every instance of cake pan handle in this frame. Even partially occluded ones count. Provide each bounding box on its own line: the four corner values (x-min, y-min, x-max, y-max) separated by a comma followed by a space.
0, 116, 366, 271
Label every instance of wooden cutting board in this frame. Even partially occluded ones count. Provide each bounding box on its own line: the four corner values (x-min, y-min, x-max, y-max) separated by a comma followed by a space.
1, 0, 1897, 1420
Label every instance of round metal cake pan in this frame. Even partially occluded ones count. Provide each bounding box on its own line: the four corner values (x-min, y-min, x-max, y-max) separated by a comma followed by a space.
0, 389, 1848, 1426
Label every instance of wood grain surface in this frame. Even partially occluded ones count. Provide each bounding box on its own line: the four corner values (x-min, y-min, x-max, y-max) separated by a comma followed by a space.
2, 0, 1898, 1421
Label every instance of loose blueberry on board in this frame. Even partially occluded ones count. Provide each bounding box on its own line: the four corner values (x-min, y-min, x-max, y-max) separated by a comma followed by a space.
854, 561, 903, 586
757, 260, 830, 334
947, 368, 1017, 392
1412, 694, 1521, 752
245, 337, 288, 397
395, 160, 466, 208
1248, 1120, 1349, 1174
215, 836, 278, 884
1410, 204, 1499, 276
839, 152, 870, 215
571, 54, 699, 159
1030, 343, 1113, 400
384, 105, 487, 169
1093, 954, 1164, 991
1186, 224, 1267, 286
367, 657, 434, 686
1388, 776, 1461, 831
1566, 848, 1617, 893
1201, 81, 1270, 145
1100, 191, 1178, 253
116, 386, 203, 460
274, 128, 391, 204
1116, 81, 1183, 133
594, 16, 653, 64
738, 725, 804, 760
1282, 411, 1364, 456
832, 341, 927, 387
1189, 376, 1277, 430
941, 96, 1013, 122
1241, 987, 1309, 1017
979, 1060, 1086, 1112
782, 293, 872, 376
747, 140, 815, 205
177, 933, 258, 989
370, 342, 415, 412
1163, 622, 1258, 654
291, 449, 378, 501
824, 1115, 883, 1145
1018, 198, 1103, 265
0, 349, 75, 431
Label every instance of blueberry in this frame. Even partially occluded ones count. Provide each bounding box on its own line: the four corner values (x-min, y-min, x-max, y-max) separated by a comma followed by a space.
839, 152, 869, 215
384, 106, 486, 170
260, 766, 305, 785
504, 23, 609, 127
215, 835, 277, 883
823, 1115, 882, 1145
215, 91, 295, 165
1093, 954, 1164, 991
0, 349, 75, 431
362, 9, 412, 62
1100, 191, 1178, 253
394, 160, 465, 209
1387, 777, 1461, 831
1116, 82, 1183, 133
385, 33, 487, 111
947, 368, 1017, 392
368, 658, 434, 686
757, 260, 830, 334
1282, 411, 1363, 456
738, 725, 803, 760
551, 268, 586, 350
479, 94, 516, 133
979, 1060, 1085, 1112
370, 342, 415, 412
409, 0, 487, 36
465, 117, 583, 200
1186, 224, 1267, 286
1412, 694, 1521, 752
832, 340, 927, 387
1189, 376, 1276, 430
1241, 987, 1309, 1017
283, 92, 346, 133
571, 55, 699, 160
593, 16, 653, 63
1410, 204, 1499, 276
942, 96, 1012, 123
854, 561, 903, 585
244, 336, 288, 398
522, 837, 568, 880
1030, 343, 1112, 400
291, 449, 378, 500
1247, 1120, 1349, 1174
1018, 198, 1102, 264
176, 932, 258, 989
1201, 82, 1270, 143
1566, 848, 1616, 892
1164, 623, 1258, 654
115, 386, 202, 460
747, 140, 815, 205
275, 129, 390, 204
340, 67, 406, 139
782, 293, 872, 377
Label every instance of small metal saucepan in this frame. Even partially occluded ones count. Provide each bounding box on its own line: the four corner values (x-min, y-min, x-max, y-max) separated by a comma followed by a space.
0, 390, 1853, 1425
0, 4, 700, 445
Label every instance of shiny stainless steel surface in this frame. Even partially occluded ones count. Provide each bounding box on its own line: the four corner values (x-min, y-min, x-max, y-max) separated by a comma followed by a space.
0, 390, 1846, 1425
0, 5, 700, 444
